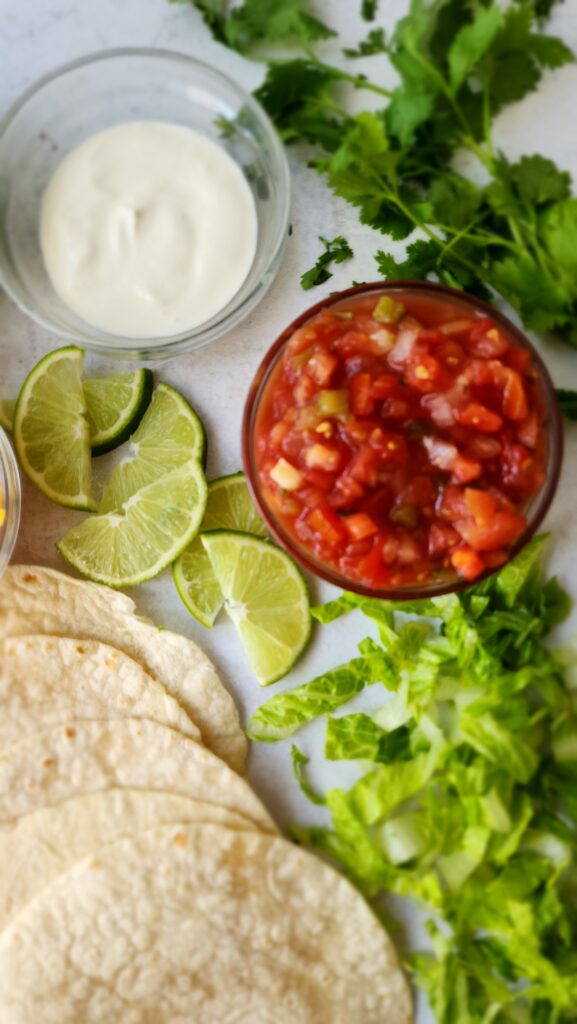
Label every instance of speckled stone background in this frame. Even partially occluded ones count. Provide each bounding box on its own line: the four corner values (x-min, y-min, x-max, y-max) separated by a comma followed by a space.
2, 2, 577, 1018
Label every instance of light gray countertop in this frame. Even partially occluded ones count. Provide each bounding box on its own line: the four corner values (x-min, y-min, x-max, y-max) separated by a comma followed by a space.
2, 2, 577, 1020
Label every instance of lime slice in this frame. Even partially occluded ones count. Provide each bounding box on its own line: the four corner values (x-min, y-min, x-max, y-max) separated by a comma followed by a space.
14, 347, 95, 511
57, 459, 207, 587
0, 400, 16, 432
201, 531, 311, 685
99, 383, 206, 512
173, 473, 267, 628
84, 369, 153, 456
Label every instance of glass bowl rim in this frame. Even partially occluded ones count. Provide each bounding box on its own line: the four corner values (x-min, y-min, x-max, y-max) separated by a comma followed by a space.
0, 46, 291, 360
0, 427, 21, 573
242, 279, 564, 602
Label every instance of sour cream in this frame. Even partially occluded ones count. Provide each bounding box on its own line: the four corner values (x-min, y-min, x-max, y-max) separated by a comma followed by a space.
40, 122, 258, 339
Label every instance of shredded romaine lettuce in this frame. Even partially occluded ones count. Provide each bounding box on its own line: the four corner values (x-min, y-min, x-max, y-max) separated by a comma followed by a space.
252, 536, 577, 1021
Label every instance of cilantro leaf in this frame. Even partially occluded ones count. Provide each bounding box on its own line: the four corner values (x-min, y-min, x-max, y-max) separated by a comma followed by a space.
300, 235, 354, 290
429, 173, 483, 230
448, 3, 503, 92
556, 389, 577, 421
178, 0, 334, 50
361, 0, 378, 20
510, 155, 572, 207
343, 27, 387, 58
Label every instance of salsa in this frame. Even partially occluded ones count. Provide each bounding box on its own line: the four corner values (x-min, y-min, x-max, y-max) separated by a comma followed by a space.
253, 289, 550, 590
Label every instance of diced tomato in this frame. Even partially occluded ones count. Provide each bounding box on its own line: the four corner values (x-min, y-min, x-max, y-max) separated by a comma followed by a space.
507, 346, 532, 374
501, 444, 536, 492
469, 328, 509, 359
334, 330, 375, 358
452, 455, 483, 484
436, 339, 466, 369
343, 512, 379, 541
437, 485, 469, 522
502, 370, 529, 421
301, 467, 337, 491
451, 546, 485, 581
356, 542, 390, 587
464, 488, 498, 526
368, 428, 407, 465
457, 402, 503, 433
455, 511, 526, 552
428, 523, 460, 558
350, 373, 376, 416
405, 354, 445, 394
371, 373, 402, 399
469, 317, 497, 342
328, 474, 365, 510
399, 475, 437, 508
439, 319, 474, 338
396, 531, 422, 564
306, 349, 338, 386
269, 420, 291, 450
517, 412, 539, 449
466, 435, 502, 461
300, 505, 348, 551
381, 398, 411, 420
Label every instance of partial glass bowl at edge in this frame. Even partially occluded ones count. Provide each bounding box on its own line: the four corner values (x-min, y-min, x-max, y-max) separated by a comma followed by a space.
0, 429, 21, 577
0, 48, 290, 360
242, 281, 563, 602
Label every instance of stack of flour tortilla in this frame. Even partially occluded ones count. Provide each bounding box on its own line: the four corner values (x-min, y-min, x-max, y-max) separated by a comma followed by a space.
0, 565, 412, 1023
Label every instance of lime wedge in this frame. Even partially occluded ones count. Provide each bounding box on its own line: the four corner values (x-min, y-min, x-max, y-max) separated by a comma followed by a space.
1, 369, 152, 454
14, 347, 95, 511
57, 459, 207, 587
84, 369, 153, 456
202, 472, 268, 536
99, 383, 206, 512
0, 400, 16, 433
201, 531, 311, 685
173, 473, 267, 628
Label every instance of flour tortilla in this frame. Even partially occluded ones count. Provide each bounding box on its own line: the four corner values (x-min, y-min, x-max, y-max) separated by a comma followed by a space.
0, 789, 258, 930
0, 719, 275, 833
0, 823, 412, 1024
0, 635, 200, 748
0, 566, 246, 772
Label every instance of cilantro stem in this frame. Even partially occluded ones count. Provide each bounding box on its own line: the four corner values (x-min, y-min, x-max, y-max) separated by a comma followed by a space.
306, 50, 393, 99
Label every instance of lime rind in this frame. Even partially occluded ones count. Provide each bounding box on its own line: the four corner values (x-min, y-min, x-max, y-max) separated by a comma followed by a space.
201, 530, 311, 684
99, 383, 207, 512
14, 346, 95, 511
84, 369, 154, 456
58, 459, 208, 587
0, 400, 16, 433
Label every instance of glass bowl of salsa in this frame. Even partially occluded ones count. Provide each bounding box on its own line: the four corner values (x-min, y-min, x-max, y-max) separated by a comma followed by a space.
243, 282, 562, 600
0, 428, 21, 578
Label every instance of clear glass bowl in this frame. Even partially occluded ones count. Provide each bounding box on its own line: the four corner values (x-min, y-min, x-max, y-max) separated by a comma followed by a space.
243, 281, 563, 601
0, 429, 21, 577
0, 49, 290, 360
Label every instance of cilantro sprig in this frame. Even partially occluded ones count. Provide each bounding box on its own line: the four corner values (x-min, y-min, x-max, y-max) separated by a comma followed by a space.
177, 0, 577, 347
300, 235, 354, 290
250, 537, 577, 1022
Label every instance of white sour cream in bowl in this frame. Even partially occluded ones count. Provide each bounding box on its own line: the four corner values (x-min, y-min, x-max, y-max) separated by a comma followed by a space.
40, 121, 258, 339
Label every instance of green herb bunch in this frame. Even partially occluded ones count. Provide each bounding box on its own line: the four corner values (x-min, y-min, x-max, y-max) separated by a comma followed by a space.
177, 0, 577, 345
249, 537, 577, 1022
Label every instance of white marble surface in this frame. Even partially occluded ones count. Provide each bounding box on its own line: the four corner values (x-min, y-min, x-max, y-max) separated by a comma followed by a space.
2, 2, 577, 1020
